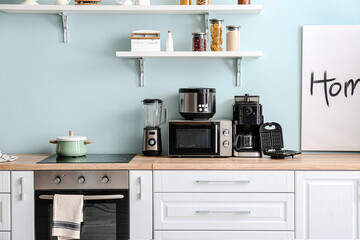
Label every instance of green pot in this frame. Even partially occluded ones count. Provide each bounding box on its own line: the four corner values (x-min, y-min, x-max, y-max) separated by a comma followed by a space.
50, 130, 93, 157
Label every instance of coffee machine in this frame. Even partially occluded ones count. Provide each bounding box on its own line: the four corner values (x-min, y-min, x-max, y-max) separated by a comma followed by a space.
233, 94, 263, 158
142, 99, 167, 156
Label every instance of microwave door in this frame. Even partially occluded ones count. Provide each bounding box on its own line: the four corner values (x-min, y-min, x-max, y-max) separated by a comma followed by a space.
169, 122, 219, 156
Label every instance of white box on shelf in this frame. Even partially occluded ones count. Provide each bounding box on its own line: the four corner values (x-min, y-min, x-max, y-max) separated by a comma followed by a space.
131, 30, 160, 52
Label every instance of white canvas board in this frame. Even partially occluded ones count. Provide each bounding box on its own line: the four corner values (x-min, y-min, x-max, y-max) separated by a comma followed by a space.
301, 25, 360, 151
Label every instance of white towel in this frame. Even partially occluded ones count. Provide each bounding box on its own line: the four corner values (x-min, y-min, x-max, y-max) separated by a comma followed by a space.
0, 150, 18, 162
52, 194, 84, 240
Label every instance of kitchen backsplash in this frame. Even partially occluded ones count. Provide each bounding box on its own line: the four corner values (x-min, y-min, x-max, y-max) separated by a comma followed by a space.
0, 0, 359, 153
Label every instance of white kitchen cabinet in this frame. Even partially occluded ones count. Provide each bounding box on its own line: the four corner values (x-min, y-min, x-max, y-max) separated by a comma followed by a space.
154, 231, 295, 239
296, 171, 360, 239
11, 171, 34, 240
154, 170, 294, 193
0, 172, 10, 193
0, 194, 11, 231
154, 193, 294, 231
0, 232, 10, 240
129, 170, 152, 240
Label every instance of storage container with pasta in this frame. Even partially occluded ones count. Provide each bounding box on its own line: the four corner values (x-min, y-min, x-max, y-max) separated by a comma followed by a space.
210, 19, 224, 51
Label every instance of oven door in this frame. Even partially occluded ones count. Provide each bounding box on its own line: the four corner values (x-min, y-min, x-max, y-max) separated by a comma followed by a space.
35, 190, 129, 240
169, 121, 219, 156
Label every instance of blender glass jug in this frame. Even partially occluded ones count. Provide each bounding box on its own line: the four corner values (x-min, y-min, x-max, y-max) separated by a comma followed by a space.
142, 99, 167, 128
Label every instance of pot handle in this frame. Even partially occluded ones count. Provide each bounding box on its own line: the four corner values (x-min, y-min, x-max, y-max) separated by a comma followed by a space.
49, 140, 57, 144
85, 140, 94, 144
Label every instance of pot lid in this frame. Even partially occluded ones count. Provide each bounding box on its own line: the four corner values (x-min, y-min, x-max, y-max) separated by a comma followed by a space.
56, 130, 87, 141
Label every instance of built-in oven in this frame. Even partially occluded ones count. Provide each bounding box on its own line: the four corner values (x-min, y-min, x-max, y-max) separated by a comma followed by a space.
168, 120, 233, 157
34, 170, 129, 240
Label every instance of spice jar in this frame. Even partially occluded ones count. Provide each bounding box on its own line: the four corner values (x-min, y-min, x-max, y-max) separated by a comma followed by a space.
196, 0, 209, 5
226, 25, 240, 51
210, 18, 224, 51
238, 0, 250, 4
180, 0, 191, 5
192, 33, 206, 51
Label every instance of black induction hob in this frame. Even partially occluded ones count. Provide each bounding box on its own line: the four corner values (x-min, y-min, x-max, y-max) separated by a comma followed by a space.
37, 154, 136, 164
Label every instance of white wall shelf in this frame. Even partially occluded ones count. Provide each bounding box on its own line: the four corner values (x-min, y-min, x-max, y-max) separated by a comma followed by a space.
0, 4, 263, 15
0, 4, 262, 43
115, 51, 263, 87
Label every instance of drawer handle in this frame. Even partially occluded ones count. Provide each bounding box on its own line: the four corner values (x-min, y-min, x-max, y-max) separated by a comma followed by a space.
196, 209, 251, 214
195, 180, 251, 184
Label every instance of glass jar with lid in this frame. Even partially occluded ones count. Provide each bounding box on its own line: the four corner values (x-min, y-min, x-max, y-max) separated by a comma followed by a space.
192, 33, 206, 51
226, 25, 240, 51
180, 0, 191, 5
238, 0, 250, 4
210, 18, 224, 51
196, 0, 209, 5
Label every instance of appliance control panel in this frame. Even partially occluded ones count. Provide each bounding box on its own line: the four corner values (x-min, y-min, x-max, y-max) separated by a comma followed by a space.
34, 170, 128, 190
219, 121, 233, 156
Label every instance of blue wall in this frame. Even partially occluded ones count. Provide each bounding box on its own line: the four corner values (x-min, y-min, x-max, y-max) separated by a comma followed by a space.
0, 0, 359, 154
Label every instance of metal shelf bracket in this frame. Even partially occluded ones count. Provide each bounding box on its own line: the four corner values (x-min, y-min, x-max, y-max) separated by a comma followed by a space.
236, 57, 242, 87
204, 12, 209, 43
59, 11, 68, 43
139, 57, 144, 87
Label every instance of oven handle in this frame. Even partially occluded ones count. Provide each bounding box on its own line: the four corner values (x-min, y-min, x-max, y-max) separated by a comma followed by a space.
39, 194, 124, 200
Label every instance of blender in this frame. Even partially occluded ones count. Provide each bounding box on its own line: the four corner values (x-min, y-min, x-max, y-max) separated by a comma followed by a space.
142, 99, 167, 156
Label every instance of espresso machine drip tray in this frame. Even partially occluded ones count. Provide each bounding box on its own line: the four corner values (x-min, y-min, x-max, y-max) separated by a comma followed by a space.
259, 122, 301, 159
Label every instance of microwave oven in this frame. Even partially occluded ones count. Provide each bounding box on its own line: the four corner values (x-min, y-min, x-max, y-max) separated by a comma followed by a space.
168, 120, 232, 157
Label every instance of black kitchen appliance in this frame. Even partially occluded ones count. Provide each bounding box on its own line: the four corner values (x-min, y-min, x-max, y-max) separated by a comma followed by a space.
35, 170, 129, 240
179, 88, 216, 120
232, 94, 263, 158
259, 122, 301, 159
142, 99, 167, 156
168, 120, 232, 157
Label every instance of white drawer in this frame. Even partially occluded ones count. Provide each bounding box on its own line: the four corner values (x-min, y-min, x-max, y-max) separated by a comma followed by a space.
0, 232, 10, 240
154, 171, 294, 193
154, 193, 294, 231
0, 194, 11, 231
0, 172, 10, 193
154, 231, 295, 239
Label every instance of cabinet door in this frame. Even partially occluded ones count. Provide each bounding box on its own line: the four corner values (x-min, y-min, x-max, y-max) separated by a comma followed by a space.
296, 171, 360, 239
0, 172, 10, 193
0, 232, 10, 240
11, 171, 34, 240
129, 171, 152, 240
154, 193, 294, 231
154, 231, 295, 239
0, 194, 10, 231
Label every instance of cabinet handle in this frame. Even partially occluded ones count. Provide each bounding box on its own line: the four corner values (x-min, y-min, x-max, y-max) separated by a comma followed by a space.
195, 180, 251, 183
20, 177, 25, 201
138, 177, 142, 200
196, 209, 251, 214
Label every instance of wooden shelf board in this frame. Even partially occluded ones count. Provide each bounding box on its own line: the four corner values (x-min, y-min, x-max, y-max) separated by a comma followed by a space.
0, 4, 263, 14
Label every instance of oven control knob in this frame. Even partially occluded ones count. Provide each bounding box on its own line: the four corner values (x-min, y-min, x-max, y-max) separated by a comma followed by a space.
101, 176, 109, 184
223, 129, 230, 136
53, 176, 61, 185
78, 176, 85, 184
223, 140, 230, 148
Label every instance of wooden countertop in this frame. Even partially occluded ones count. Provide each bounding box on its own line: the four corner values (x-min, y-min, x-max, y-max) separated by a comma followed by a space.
1, 154, 360, 170
0, 154, 153, 170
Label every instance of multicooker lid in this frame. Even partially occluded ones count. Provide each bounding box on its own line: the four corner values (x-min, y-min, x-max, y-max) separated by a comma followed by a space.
179, 88, 216, 94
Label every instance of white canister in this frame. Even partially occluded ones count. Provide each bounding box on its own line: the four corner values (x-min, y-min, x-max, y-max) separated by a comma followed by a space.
54, 0, 70, 5
136, 0, 150, 5
226, 25, 241, 51
21, 0, 39, 5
